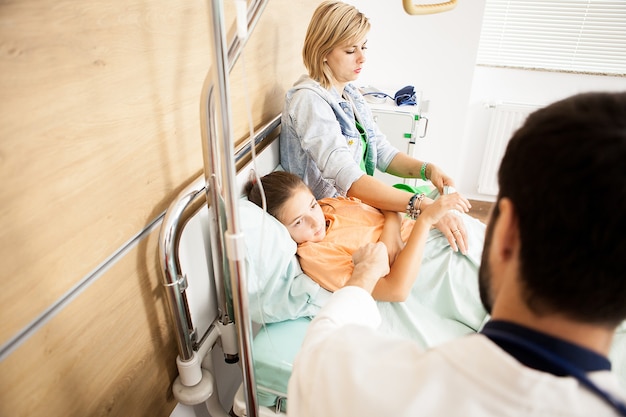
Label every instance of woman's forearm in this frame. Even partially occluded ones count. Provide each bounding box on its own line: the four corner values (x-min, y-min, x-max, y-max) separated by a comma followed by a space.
386, 154, 454, 193
348, 174, 435, 213
384, 152, 425, 179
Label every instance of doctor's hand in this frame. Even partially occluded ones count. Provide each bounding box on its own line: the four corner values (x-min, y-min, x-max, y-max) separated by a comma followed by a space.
347, 242, 390, 294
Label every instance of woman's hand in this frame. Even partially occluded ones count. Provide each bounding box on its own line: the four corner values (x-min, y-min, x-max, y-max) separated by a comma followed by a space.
426, 163, 455, 195
420, 193, 471, 254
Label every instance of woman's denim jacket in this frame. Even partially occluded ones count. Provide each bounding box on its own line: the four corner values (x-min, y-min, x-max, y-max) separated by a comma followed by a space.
279, 75, 399, 199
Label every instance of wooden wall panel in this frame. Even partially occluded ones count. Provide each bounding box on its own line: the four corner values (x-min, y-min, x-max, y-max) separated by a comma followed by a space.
0, 0, 212, 344
0, 0, 313, 342
0, 0, 318, 415
0, 228, 181, 416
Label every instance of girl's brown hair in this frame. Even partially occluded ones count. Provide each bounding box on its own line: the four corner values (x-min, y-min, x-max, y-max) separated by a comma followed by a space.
244, 171, 310, 222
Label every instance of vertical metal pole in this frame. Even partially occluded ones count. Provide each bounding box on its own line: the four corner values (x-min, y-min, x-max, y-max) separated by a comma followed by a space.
203, 0, 259, 415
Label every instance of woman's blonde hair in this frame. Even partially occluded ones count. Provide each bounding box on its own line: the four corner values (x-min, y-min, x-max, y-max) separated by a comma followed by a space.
302, 1, 370, 89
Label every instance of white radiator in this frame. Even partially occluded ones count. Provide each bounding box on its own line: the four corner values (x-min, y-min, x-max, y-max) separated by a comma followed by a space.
477, 103, 540, 196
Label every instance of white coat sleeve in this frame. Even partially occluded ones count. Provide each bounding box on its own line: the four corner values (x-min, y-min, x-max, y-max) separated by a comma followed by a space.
287, 286, 380, 416
287, 286, 430, 417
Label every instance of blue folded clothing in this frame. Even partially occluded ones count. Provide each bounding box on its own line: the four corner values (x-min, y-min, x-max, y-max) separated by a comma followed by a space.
394, 85, 417, 106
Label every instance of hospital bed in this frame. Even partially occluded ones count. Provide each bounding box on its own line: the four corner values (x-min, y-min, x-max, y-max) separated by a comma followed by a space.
159, 115, 626, 417
160, 112, 626, 417
159, 1, 626, 416
159, 118, 485, 416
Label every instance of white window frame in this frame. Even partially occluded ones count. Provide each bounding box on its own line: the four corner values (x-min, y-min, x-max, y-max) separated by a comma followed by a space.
477, 0, 626, 76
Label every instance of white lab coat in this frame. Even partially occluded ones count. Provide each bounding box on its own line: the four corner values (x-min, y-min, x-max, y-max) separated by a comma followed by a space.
287, 286, 626, 417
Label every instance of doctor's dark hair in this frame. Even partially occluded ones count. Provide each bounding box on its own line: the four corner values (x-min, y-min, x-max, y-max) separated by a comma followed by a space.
302, 1, 370, 89
496, 91, 626, 325
245, 171, 310, 221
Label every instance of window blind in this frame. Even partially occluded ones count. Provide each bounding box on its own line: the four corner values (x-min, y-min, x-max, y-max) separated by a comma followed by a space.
477, 0, 626, 76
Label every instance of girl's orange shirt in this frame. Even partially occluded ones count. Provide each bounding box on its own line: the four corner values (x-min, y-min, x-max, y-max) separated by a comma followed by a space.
297, 196, 414, 292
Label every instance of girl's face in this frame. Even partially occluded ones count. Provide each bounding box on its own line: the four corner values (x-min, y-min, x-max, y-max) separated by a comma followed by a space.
277, 187, 326, 244
325, 37, 367, 90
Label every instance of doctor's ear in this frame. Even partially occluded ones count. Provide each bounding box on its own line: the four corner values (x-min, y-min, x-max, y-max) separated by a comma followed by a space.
491, 198, 519, 261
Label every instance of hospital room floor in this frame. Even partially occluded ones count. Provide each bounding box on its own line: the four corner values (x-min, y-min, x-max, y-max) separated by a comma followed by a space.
467, 199, 493, 224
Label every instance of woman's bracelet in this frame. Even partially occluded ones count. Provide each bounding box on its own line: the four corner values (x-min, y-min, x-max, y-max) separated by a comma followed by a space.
406, 192, 425, 220
420, 162, 429, 181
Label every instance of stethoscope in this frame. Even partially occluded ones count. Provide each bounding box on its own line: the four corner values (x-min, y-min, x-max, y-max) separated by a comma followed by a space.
481, 327, 626, 416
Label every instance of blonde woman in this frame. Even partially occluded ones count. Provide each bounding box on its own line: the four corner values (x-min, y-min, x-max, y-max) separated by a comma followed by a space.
279, 0, 471, 256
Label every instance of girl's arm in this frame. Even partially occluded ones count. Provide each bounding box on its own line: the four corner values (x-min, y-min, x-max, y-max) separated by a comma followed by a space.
378, 210, 404, 265
371, 193, 468, 302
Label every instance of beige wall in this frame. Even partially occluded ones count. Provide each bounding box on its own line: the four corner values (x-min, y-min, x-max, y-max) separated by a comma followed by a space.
0, 0, 317, 415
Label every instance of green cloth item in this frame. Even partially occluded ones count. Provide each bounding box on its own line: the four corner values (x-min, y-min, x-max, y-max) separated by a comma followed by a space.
253, 317, 311, 410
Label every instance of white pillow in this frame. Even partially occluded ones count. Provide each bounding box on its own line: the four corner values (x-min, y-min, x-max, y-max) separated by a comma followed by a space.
238, 199, 331, 323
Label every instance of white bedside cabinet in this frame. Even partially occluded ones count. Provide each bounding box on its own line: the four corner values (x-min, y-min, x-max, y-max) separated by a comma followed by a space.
368, 99, 429, 189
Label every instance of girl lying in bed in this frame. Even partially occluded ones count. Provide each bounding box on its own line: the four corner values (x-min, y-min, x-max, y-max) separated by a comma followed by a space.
245, 171, 472, 302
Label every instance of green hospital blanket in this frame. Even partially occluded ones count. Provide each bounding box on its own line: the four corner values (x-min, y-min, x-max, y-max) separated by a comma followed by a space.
252, 212, 489, 410
251, 212, 626, 410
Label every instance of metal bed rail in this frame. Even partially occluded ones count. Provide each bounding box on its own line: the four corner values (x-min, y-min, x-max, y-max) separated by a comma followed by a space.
158, 114, 279, 361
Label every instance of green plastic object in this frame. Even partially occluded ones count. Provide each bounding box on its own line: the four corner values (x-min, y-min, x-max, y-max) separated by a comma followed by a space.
393, 182, 432, 195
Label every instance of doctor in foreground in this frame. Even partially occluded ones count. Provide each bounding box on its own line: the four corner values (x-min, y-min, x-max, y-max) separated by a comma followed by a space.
287, 91, 626, 417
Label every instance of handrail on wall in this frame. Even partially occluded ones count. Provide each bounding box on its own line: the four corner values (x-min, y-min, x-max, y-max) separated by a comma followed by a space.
158, 1, 270, 415
402, 0, 457, 15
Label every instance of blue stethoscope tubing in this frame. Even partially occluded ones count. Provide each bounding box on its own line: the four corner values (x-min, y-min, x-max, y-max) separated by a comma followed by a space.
482, 328, 626, 416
